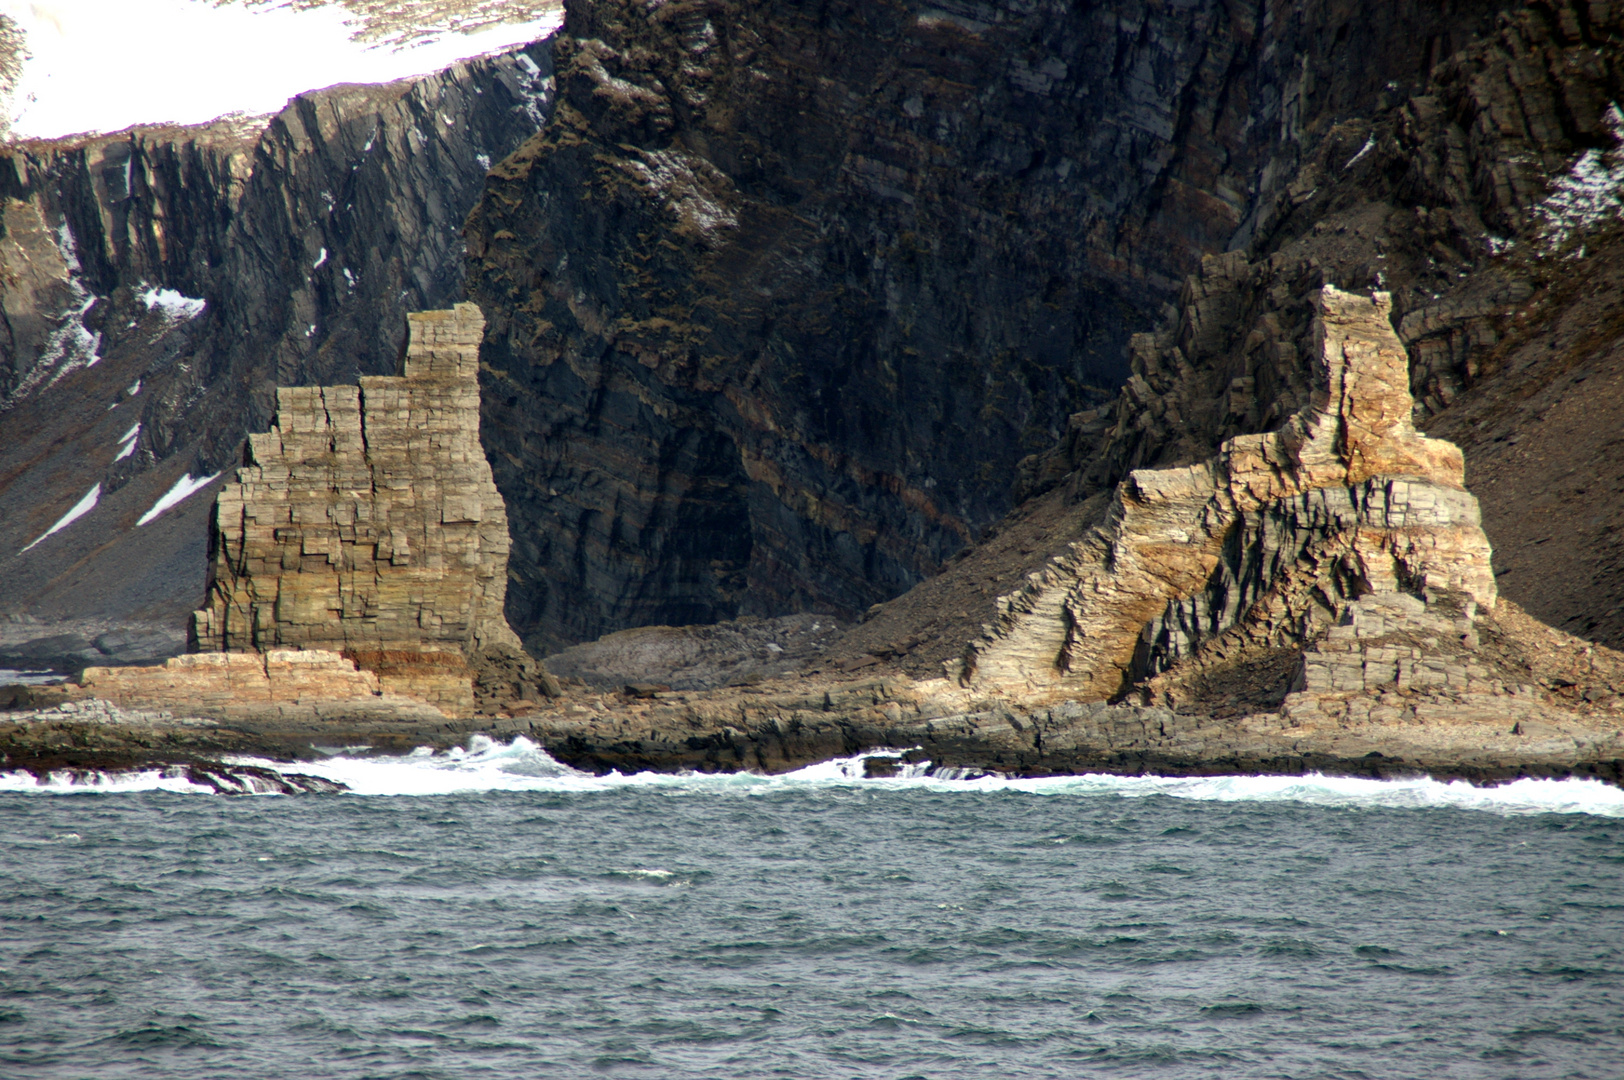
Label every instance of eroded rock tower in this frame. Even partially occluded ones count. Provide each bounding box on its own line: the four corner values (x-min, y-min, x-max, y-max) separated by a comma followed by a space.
191, 302, 525, 715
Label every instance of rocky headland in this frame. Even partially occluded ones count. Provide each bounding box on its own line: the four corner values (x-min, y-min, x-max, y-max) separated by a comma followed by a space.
3, 0, 1624, 790
6, 289, 1622, 790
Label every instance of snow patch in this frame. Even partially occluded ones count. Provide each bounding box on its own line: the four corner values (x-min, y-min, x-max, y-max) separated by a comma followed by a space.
113, 422, 140, 461
4, 224, 102, 404
126, 380, 141, 396
1, 1, 563, 141
136, 471, 222, 527
138, 285, 206, 320
19, 483, 100, 553
1535, 103, 1624, 250
312, 247, 328, 269
1342, 135, 1375, 171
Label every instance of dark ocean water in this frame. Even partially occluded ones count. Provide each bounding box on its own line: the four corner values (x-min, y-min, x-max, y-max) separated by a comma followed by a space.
2, 741, 1623, 1079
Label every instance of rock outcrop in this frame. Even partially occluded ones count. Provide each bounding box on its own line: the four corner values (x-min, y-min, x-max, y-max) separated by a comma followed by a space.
76, 649, 445, 724
464, 0, 1506, 654
964, 286, 1495, 702
9, 287, 1624, 784
40, 305, 546, 721
0, 39, 557, 655
1016, 0, 1624, 646
191, 303, 521, 715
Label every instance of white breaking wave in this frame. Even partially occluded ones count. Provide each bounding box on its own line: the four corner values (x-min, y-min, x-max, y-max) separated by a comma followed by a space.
0, 767, 222, 796
2, 736, 1622, 817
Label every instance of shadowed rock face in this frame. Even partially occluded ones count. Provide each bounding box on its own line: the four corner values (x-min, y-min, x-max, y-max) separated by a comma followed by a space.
965, 286, 1496, 702
465, 0, 1504, 655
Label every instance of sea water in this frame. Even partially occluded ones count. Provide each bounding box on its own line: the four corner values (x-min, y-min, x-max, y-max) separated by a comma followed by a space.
2, 739, 1622, 1079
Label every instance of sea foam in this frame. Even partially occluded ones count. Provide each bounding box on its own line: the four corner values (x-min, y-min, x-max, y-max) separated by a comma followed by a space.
2, 735, 1622, 816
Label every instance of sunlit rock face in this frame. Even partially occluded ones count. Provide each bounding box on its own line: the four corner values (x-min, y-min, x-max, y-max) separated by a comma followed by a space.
75, 648, 449, 724
0, 39, 557, 649
193, 304, 524, 717
965, 286, 1496, 703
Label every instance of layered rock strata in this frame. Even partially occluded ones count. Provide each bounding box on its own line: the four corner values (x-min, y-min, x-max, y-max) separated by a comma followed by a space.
465, 0, 1505, 654
1016, 0, 1624, 646
478, 283, 1623, 784
189, 303, 522, 715
963, 286, 1495, 703
75, 650, 445, 725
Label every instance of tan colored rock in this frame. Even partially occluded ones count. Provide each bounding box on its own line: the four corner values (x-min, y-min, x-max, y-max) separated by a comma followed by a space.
964, 286, 1497, 701
76, 649, 445, 723
189, 302, 524, 716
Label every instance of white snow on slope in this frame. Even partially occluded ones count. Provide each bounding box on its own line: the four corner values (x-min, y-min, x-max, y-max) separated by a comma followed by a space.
136, 471, 221, 526
1535, 103, 1624, 250
139, 285, 206, 320
1, 1, 562, 141
113, 422, 140, 461
19, 482, 100, 553
1342, 135, 1375, 171
3, 224, 101, 402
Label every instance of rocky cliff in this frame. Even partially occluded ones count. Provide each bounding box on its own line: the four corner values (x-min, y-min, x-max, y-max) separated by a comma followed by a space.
1017, 0, 1624, 647
464, 0, 1508, 654
11, 286, 1622, 787
0, 39, 557, 668
499, 283, 1622, 783
34, 304, 549, 722
3, 0, 1620, 682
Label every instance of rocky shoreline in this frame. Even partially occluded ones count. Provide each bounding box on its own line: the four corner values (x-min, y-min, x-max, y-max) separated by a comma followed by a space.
8, 288, 1624, 795
5, 670, 1622, 793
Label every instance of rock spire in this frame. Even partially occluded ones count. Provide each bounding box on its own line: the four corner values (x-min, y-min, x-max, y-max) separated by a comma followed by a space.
191, 302, 524, 715
963, 286, 1497, 701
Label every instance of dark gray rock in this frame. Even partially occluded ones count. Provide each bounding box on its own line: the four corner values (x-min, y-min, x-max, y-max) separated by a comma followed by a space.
466, 0, 1506, 654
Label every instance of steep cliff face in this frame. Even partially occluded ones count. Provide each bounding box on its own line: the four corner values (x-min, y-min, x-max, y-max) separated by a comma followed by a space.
967, 287, 1496, 703
466, 0, 1504, 654
0, 40, 556, 665
1037, 0, 1624, 483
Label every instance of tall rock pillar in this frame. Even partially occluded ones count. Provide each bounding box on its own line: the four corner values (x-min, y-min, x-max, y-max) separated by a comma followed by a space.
192, 302, 526, 715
